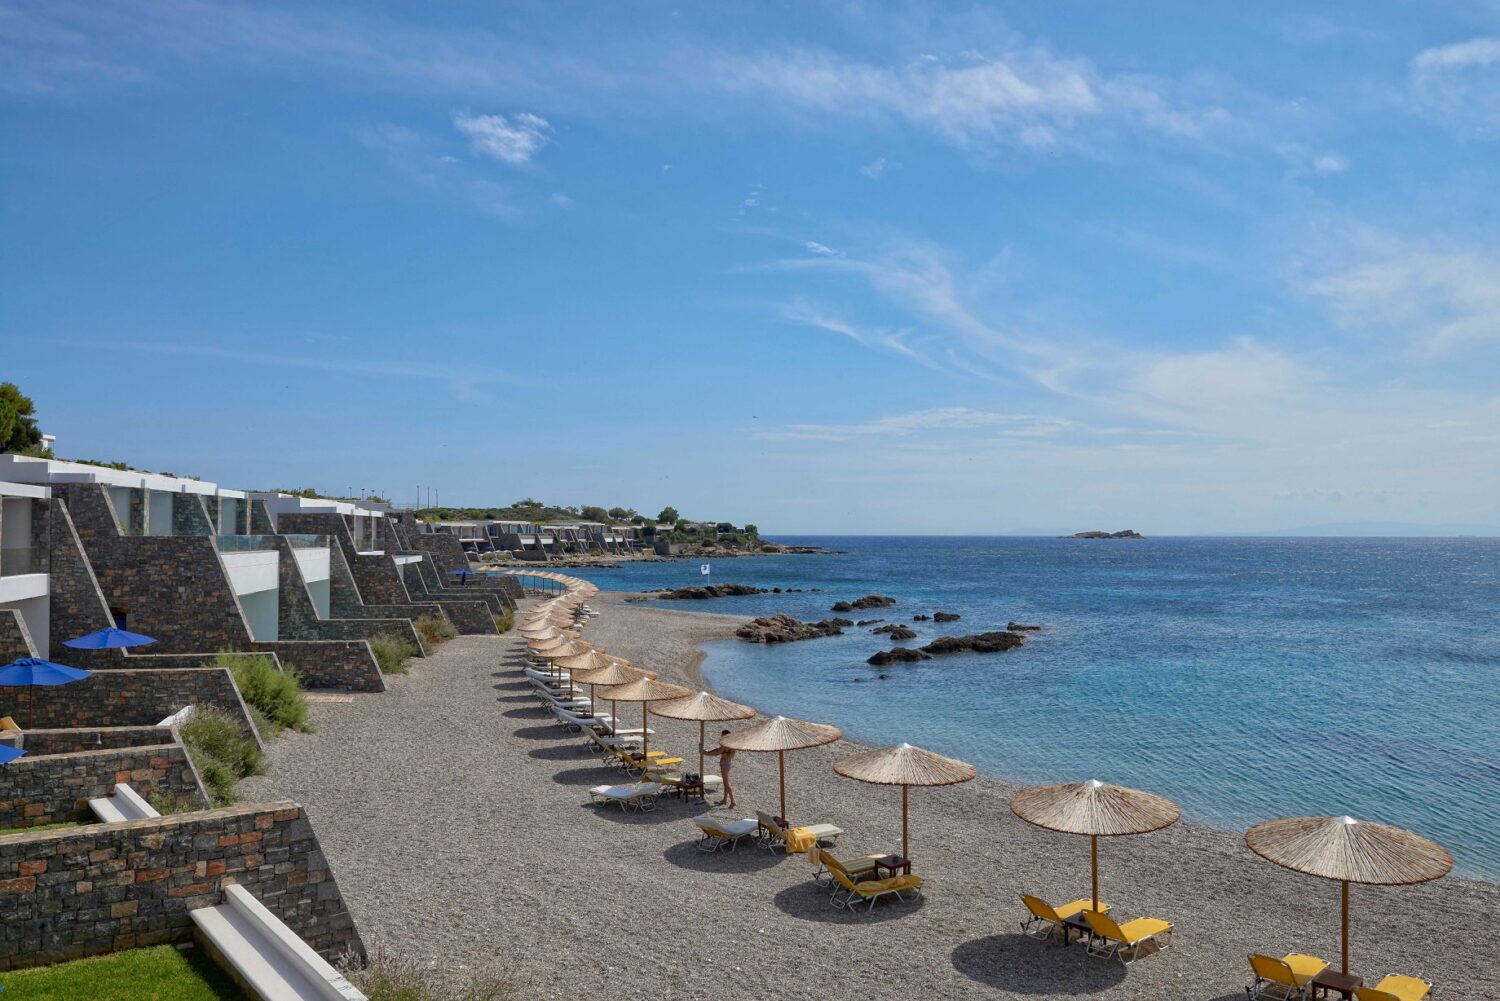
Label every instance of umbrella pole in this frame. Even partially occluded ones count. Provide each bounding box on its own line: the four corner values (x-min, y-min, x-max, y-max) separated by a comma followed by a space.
902, 784, 910, 859
1341, 879, 1349, 974
642, 703, 649, 758
28, 688, 35, 729
698, 720, 705, 778
1091, 834, 1099, 911
778, 749, 787, 823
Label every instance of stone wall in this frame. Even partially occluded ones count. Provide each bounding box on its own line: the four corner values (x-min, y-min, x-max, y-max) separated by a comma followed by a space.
45, 500, 118, 670
248, 499, 275, 535
171, 492, 215, 537
272, 536, 422, 659
278, 512, 415, 607
0, 743, 208, 829
18, 727, 177, 756
0, 609, 37, 662
246, 641, 384, 693
398, 565, 497, 634
0, 668, 261, 748
0, 802, 364, 970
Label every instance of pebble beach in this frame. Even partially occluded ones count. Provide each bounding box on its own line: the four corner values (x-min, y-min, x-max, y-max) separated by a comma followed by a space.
239, 596, 1500, 1000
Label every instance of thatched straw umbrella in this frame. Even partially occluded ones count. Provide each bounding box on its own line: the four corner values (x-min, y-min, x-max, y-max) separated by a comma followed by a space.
1011, 779, 1180, 912
571, 660, 655, 727
597, 677, 692, 757
1246, 816, 1452, 974
721, 716, 842, 824
650, 691, 756, 778
834, 743, 976, 860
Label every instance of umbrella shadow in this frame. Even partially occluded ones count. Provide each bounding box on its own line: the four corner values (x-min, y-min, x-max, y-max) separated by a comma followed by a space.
494, 694, 535, 704
528, 744, 590, 762
584, 798, 697, 826
771, 880, 927, 924
662, 839, 784, 874
511, 725, 563, 741
950, 934, 1127, 994
551, 765, 617, 786
492, 680, 531, 691
501, 706, 547, 720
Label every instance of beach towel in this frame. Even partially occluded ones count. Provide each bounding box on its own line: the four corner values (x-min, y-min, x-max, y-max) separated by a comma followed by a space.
784, 826, 817, 853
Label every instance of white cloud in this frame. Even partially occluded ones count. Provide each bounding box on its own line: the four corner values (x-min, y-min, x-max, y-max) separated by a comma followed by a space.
453, 111, 552, 166
1312, 153, 1348, 174
762, 407, 1077, 441
1410, 37, 1500, 134
804, 240, 838, 257
355, 122, 516, 219
859, 156, 887, 178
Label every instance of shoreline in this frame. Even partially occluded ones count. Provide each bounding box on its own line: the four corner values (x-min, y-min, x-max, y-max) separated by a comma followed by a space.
595, 594, 1500, 891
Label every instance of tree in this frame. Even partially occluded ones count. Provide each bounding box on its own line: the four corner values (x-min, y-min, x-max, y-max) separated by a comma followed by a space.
716, 522, 734, 533
513, 498, 545, 513
607, 506, 636, 521
579, 505, 611, 523
657, 506, 679, 524
744, 524, 759, 538
0, 383, 47, 456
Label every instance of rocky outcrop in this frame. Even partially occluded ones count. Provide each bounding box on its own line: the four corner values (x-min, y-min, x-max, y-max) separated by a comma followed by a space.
912, 614, 931, 622
856, 618, 885, 626
1008, 622, 1042, 632
735, 614, 852, 644
872, 624, 917, 640
867, 647, 932, 666
933, 611, 961, 622
1066, 530, 1144, 539
655, 583, 766, 600
922, 631, 1026, 655
830, 594, 896, 612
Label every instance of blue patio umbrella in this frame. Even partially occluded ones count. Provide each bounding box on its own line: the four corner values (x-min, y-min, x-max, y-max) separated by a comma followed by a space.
0, 745, 25, 765
63, 627, 157, 650
0, 658, 94, 727
447, 568, 472, 585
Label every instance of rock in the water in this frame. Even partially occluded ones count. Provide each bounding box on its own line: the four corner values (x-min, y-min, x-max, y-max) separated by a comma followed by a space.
872, 624, 918, 641
834, 595, 896, 611
856, 618, 885, 626
868, 647, 933, 665
933, 611, 961, 622
735, 614, 850, 644
658, 583, 767, 600
921, 631, 1026, 655
912, 614, 931, 621
1008, 621, 1042, 631
1065, 529, 1144, 539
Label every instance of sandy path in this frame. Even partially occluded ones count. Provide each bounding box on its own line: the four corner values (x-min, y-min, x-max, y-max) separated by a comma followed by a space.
239, 597, 1500, 1000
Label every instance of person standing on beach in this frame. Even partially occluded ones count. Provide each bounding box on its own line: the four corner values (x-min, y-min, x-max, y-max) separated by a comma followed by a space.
703, 730, 736, 808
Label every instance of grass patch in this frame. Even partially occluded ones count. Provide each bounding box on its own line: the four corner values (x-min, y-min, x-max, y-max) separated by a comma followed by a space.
216, 651, 310, 734
414, 612, 457, 649
0, 944, 243, 1000
370, 633, 416, 675
340, 946, 514, 1001
0, 820, 80, 838
180, 706, 262, 806
492, 609, 513, 634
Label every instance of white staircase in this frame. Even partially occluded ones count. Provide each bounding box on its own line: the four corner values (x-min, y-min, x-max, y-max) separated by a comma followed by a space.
88, 783, 160, 823
190, 882, 366, 1001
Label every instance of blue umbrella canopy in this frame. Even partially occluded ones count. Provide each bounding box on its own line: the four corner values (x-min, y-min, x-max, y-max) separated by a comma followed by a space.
63, 627, 157, 650
0, 658, 93, 686
0, 745, 25, 765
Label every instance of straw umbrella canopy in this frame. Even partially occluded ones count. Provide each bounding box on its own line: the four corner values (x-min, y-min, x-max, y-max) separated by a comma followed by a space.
1246, 815, 1452, 974
721, 716, 843, 823
526, 634, 578, 654
597, 677, 691, 757
571, 660, 656, 725
650, 691, 756, 778
834, 743, 976, 860
1010, 779, 1180, 912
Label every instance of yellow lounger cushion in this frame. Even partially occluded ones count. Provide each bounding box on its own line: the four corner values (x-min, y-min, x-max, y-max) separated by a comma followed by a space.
850, 874, 923, 896
784, 827, 817, 853
1115, 917, 1172, 942
1053, 898, 1107, 920
1356, 975, 1432, 1001
1282, 954, 1329, 985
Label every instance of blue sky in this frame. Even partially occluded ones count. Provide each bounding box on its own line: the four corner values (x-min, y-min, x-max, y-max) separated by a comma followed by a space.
4, 1, 1500, 534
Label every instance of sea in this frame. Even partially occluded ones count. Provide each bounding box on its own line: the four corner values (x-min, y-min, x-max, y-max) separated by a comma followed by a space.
566, 536, 1500, 880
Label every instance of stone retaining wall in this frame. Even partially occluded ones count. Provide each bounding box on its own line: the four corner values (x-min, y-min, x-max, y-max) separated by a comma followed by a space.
0, 669, 261, 749
0, 609, 36, 662
0, 743, 208, 829
247, 641, 384, 693
17, 727, 177, 756
0, 802, 364, 970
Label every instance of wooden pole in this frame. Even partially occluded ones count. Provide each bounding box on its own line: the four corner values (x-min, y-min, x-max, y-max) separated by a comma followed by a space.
1341, 880, 1349, 973
698, 720, 705, 778
902, 784, 910, 859
1091, 835, 1100, 911
642, 703, 649, 758
778, 749, 787, 822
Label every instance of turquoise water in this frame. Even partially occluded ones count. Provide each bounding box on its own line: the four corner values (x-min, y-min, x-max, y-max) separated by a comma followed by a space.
569, 537, 1500, 880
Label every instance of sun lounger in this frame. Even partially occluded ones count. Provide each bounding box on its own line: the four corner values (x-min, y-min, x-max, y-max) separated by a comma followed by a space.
1082, 910, 1173, 965
756, 811, 843, 853
810, 846, 886, 886
587, 782, 665, 813
1247, 953, 1329, 1000
618, 750, 683, 779
552, 706, 612, 731
1019, 894, 1111, 943
694, 816, 761, 852
1354, 975, 1433, 1001
827, 865, 923, 912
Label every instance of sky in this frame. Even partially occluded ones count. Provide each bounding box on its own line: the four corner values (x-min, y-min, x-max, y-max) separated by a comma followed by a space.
4, 1, 1500, 535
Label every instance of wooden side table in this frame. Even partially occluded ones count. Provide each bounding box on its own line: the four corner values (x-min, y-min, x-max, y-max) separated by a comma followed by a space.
873, 854, 911, 878
1311, 970, 1362, 999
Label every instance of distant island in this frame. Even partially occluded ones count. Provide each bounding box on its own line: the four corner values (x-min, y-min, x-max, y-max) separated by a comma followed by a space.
1065, 529, 1144, 539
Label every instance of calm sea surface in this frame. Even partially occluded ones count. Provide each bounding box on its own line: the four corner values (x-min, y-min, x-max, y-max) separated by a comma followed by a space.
567, 537, 1500, 880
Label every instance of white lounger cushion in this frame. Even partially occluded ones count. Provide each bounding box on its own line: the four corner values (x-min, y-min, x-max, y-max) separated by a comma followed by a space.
589, 783, 663, 801
696, 817, 759, 837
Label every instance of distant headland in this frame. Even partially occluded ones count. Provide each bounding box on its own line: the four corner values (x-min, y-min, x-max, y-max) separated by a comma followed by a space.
1064, 529, 1145, 539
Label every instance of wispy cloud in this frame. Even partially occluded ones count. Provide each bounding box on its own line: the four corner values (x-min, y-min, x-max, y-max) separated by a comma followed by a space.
778, 300, 947, 374
859, 156, 887, 179
759, 407, 1077, 442
803, 240, 838, 257
354, 121, 516, 219
1410, 37, 1500, 134
453, 111, 552, 167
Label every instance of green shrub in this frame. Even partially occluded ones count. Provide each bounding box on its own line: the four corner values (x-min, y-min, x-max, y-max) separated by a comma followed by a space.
493, 609, 513, 634
147, 788, 198, 815
179, 706, 263, 806
370, 633, 416, 674
340, 947, 514, 1001
217, 651, 310, 734
414, 613, 457, 649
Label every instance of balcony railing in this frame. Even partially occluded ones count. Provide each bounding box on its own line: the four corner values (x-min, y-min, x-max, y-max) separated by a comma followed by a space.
215, 535, 278, 553
0, 548, 41, 576
284, 534, 328, 549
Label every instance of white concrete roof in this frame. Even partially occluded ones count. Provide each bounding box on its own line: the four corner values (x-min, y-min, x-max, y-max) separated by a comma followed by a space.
250, 492, 386, 518
0, 479, 48, 499
0, 455, 246, 498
